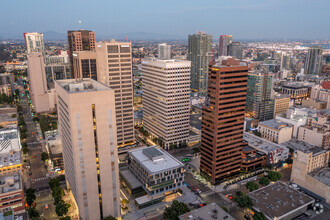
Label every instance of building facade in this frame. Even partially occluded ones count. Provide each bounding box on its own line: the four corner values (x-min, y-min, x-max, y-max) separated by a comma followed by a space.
55, 79, 120, 219
218, 35, 228, 56
142, 58, 191, 149
200, 57, 248, 184
273, 93, 290, 117
188, 32, 212, 95
246, 72, 274, 121
72, 51, 97, 80
158, 43, 171, 59
67, 30, 96, 78
27, 53, 51, 113
96, 40, 135, 147
258, 119, 293, 144
304, 46, 323, 75
23, 32, 45, 56
228, 42, 243, 60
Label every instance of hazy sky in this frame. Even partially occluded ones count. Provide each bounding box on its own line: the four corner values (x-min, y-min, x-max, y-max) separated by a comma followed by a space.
1, 0, 330, 40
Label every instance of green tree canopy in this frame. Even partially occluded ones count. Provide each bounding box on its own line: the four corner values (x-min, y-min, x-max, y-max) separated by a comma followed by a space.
253, 212, 267, 220
267, 171, 282, 181
163, 200, 190, 220
234, 192, 254, 208
103, 216, 116, 220
245, 181, 259, 192
26, 188, 36, 206
55, 200, 70, 216
41, 152, 49, 162
259, 176, 270, 186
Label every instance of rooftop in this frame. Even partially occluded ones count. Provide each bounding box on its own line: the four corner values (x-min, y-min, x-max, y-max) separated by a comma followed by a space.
281, 139, 322, 153
0, 174, 22, 194
0, 106, 17, 124
309, 167, 330, 186
128, 146, 184, 174
259, 119, 293, 130
249, 182, 315, 220
45, 130, 62, 155
243, 132, 287, 153
179, 203, 236, 220
120, 169, 142, 189
56, 78, 110, 93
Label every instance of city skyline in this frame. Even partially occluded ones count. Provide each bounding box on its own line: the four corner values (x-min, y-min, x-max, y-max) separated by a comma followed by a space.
1, 0, 330, 40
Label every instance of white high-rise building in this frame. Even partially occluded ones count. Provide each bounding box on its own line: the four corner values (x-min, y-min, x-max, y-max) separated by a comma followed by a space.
158, 43, 171, 59
55, 79, 121, 219
142, 58, 191, 149
23, 32, 45, 56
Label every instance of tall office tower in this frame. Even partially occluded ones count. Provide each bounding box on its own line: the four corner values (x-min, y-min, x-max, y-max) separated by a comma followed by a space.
96, 40, 134, 147
188, 32, 212, 95
304, 46, 323, 75
158, 43, 171, 59
142, 58, 191, 149
72, 51, 97, 80
200, 57, 248, 184
246, 72, 274, 121
227, 35, 233, 45
228, 42, 243, 60
219, 35, 228, 56
67, 30, 96, 78
280, 52, 291, 70
27, 53, 50, 113
23, 32, 45, 56
55, 79, 120, 220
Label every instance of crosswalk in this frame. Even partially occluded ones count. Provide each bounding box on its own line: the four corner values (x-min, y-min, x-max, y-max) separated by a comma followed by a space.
32, 177, 50, 182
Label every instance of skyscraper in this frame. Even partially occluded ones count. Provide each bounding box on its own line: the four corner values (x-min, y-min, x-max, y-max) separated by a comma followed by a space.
200, 57, 248, 184
27, 53, 51, 113
142, 58, 191, 149
188, 32, 212, 95
280, 52, 291, 70
96, 40, 134, 147
246, 72, 274, 121
23, 32, 45, 56
72, 51, 97, 80
55, 79, 120, 220
228, 42, 243, 60
304, 46, 323, 75
219, 35, 228, 56
67, 30, 96, 78
158, 43, 171, 59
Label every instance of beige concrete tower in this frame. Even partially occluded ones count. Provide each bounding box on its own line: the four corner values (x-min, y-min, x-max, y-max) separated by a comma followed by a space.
96, 40, 135, 147
142, 58, 191, 149
27, 52, 50, 113
72, 51, 97, 80
55, 79, 120, 220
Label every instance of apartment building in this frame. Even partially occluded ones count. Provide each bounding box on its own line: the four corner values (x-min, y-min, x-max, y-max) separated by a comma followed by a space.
258, 119, 293, 144
55, 79, 120, 219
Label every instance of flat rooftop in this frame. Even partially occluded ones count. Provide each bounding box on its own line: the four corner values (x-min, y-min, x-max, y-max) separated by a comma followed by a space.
120, 169, 142, 189
56, 78, 110, 93
259, 119, 293, 130
249, 182, 315, 220
243, 132, 286, 153
45, 131, 62, 155
0, 106, 17, 123
309, 167, 330, 186
280, 139, 321, 153
128, 146, 184, 174
179, 203, 236, 220
0, 174, 22, 194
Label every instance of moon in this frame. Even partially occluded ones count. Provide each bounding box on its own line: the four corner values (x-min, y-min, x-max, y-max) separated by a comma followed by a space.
78, 20, 82, 24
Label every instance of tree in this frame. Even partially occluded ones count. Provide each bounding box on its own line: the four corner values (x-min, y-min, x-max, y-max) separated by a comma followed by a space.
57, 174, 66, 182
49, 178, 60, 190
285, 157, 293, 164
22, 145, 29, 154
52, 187, 63, 205
60, 217, 71, 220
234, 192, 254, 208
27, 207, 40, 218
163, 200, 190, 220
11, 114, 17, 118
55, 200, 70, 216
259, 176, 270, 186
245, 181, 259, 192
18, 115, 25, 126
41, 152, 49, 162
26, 188, 36, 206
17, 105, 23, 112
103, 216, 116, 220
33, 117, 40, 122
253, 212, 267, 220
267, 171, 282, 181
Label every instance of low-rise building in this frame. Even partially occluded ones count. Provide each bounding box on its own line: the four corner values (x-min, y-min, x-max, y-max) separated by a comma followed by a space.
281, 81, 313, 100
243, 132, 289, 165
0, 107, 17, 128
297, 114, 330, 149
258, 119, 293, 144
0, 174, 25, 214
45, 131, 63, 172
179, 203, 236, 220
128, 146, 185, 197
291, 146, 330, 203
249, 182, 315, 220
273, 92, 290, 117
241, 146, 267, 172
301, 99, 327, 110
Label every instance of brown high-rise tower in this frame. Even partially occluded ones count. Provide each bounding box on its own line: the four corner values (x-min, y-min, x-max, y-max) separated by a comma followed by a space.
200, 57, 248, 184
67, 30, 96, 78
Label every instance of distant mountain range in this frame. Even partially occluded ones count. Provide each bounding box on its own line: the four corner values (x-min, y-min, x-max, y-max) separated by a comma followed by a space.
0, 31, 186, 41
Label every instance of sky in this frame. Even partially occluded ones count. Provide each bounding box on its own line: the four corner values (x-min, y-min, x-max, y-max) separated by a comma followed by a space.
1, 0, 330, 40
